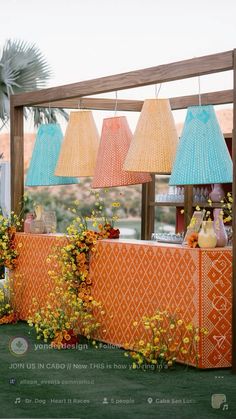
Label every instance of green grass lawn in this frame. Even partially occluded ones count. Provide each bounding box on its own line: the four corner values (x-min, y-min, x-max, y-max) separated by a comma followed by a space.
0, 323, 235, 419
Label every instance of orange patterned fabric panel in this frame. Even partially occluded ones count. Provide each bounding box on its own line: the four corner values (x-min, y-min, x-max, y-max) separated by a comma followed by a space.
13, 234, 232, 368
13, 233, 67, 319
90, 241, 232, 369
200, 250, 232, 368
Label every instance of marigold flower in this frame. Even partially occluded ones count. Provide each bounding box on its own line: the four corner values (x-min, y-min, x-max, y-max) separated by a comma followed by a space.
187, 232, 199, 248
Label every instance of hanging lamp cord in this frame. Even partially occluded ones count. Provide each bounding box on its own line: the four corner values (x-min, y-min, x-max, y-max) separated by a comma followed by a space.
198, 76, 202, 106
155, 83, 162, 98
114, 91, 118, 116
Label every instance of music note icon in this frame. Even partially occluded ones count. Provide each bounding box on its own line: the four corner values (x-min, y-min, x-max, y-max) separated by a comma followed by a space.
14, 397, 21, 404
222, 404, 228, 410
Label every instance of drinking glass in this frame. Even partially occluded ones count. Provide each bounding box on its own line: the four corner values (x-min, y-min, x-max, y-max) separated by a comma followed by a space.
42, 211, 57, 234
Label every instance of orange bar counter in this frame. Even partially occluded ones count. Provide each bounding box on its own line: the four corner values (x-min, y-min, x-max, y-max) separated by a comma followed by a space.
13, 233, 232, 369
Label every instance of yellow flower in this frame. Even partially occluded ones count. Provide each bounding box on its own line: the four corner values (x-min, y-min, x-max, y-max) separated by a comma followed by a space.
183, 337, 189, 344
0, 290, 4, 302
186, 324, 193, 331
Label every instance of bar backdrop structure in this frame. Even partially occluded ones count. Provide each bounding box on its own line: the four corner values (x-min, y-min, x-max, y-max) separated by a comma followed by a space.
10, 50, 236, 373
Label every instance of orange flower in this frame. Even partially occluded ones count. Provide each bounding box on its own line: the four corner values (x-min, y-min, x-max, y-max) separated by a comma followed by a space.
0, 312, 18, 324
187, 232, 199, 248
76, 253, 86, 262
63, 332, 71, 341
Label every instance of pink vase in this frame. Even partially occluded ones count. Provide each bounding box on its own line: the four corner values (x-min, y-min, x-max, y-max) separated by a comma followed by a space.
213, 208, 228, 247
209, 184, 225, 202
24, 213, 35, 233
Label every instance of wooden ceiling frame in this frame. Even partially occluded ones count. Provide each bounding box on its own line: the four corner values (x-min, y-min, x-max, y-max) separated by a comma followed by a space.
10, 49, 236, 373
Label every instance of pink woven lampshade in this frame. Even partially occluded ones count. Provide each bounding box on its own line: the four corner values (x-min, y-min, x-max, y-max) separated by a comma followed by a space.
55, 111, 99, 177
91, 116, 151, 188
123, 99, 178, 173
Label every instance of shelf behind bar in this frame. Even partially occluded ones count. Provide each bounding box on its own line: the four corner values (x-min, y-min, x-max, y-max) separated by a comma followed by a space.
150, 201, 225, 208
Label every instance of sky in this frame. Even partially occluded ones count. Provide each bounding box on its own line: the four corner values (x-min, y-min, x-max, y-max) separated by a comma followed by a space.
0, 0, 236, 130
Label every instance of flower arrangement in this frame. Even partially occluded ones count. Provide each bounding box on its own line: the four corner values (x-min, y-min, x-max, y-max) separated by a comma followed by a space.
185, 192, 233, 248
29, 284, 102, 348
28, 220, 102, 348
125, 310, 207, 370
0, 277, 19, 324
0, 211, 21, 325
187, 232, 199, 248
89, 191, 120, 239
28, 192, 120, 348
208, 192, 233, 224
0, 211, 21, 270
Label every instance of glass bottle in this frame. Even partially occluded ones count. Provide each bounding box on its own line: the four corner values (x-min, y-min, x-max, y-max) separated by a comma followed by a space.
24, 212, 34, 233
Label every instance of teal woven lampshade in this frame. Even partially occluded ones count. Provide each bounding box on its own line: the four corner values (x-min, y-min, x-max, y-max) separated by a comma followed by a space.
25, 124, 79, 186
169, 105, 233, 185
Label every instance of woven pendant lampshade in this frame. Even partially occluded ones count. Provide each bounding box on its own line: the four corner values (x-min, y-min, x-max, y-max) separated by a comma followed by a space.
55, 111, 99, 177
25, 124, 79, 186
169, 105, 233, 185
123, 99, 178, 173
91, 116, 151, 188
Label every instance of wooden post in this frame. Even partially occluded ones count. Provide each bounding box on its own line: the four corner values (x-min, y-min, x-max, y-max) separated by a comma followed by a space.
141, 175, 155, 240
10, 102, 24, 218
232, 49, 236, 374
184, 185, 193, 231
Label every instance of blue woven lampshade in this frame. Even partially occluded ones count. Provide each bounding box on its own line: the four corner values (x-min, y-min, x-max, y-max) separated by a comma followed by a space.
25, 124, 79, 186
169, 105, 233, 185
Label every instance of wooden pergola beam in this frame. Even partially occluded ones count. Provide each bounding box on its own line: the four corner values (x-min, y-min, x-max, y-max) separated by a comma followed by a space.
33, 89, 233, 111
232, 50, 236, 372
11, 50, 233, 107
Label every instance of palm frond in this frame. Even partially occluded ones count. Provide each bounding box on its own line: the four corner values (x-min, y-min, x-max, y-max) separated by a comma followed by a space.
0, 39, 68, 128
26, 107, 69, 126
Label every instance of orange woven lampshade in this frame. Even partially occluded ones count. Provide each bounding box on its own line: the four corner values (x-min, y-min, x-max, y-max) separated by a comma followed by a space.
55, 111, 99, 177
123, 99, 178, 173
91, 116, 151, 188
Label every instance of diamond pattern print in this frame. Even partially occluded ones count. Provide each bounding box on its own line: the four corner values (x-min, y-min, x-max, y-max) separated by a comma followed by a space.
12, 234, 67, 319
13, 234, 232, 368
